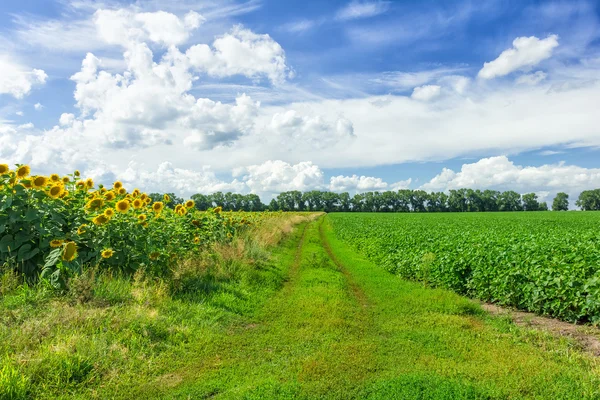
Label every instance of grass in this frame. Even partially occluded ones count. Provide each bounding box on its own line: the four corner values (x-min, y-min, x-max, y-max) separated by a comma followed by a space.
1, 214, 599, 399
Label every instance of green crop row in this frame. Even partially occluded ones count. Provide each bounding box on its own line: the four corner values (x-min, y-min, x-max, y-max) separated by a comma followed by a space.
328, 212, 600, 323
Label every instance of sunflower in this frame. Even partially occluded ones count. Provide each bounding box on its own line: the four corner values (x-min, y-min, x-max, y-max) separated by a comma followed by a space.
101, 249, 114, 259
49, 174, 60, 182
138, 214, 147, 222
62, 241, 78, 262
86, 198, 104, 210
85, 178, 94, 188
100, 187, 107, 193
214, 206, 222, 214
74, 170, 80, 177
93, 214, 109, 225
140, 193, 147, 201
61, 191, 69, 198
192, 220, 200, 227
193, 237, 200, 244
16, 165, 30, 179
76, 181, 86, 190
104, 191, 116, 201
178, 207, 187, 216
50, 239, 64, 248
164, 194, 170, 202
132, 189, 140, 197
227, 232, 233, 239
116, 199, 130, 213
0, 164, 9, 174
104, 208, 115, 218
185, 200, 195, 209
22, 180, 32, 189
118, 187, 127, 195
141, 222, 148, 228
174, 204, 183, 213
149, 251, 160, 260
152, 201, 164, 213
145, 197, 152, 204
111, 181, 122, 190
47, 184, 64, 199
77, 224, 88, 235
132, 199, 143, 209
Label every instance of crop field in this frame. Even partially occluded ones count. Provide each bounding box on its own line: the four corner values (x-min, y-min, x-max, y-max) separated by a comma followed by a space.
329, 212, 600, 323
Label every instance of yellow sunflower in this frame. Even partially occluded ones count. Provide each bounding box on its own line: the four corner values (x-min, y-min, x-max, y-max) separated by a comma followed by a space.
0, 164, 9, 174
76, 181, 86, 190
92, 214, 109, 225
104, 208, 115, 218
140, 193, 148, 201
16, 165, 30, 179
62, 176, 70, 184
50, 239, 64, 248
214, 206, 222, 214
118, 187, 127, 195
62, 241, 78, 262
164, 194, 170, 202
47, 184, 64, 199
152, 201, 164, 213
178, 207, 187, 216
104, 191, 116, 201
116, 199, 130, 213
193, 237, 200, 244
60, 191, 69, 198
145, 197, 152, 204
74, 170, 80, 177
49, 174, 60, 182
185, 200, 195, 209
138, 214, 147, 222
141, 222, 149, 228
101, 249, 114, 259
113, 181, 123, 190
85, 178, 94, 188
132, 199, 143, 209
86, 198, 104, 210
77, 225, 88, 235
132, 189, 140, 197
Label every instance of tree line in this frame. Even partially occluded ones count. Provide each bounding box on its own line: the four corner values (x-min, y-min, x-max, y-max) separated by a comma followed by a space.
148, 188, 600, 213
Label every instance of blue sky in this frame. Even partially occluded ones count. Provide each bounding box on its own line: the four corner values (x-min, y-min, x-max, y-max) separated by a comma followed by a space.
1, 0, 600, 202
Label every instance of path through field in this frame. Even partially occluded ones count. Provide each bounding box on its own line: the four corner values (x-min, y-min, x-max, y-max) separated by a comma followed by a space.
134, 217, 600, 399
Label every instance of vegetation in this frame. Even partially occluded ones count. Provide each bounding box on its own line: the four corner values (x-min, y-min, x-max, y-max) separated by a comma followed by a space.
0, 164, 257, 286
329, 212, 600, 323
2, 216, 600, 399
576, 189, 600, 211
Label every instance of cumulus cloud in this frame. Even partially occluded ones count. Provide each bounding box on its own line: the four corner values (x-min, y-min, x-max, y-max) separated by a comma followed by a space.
269, 110, 354, 149
329, 175, 411, 192
336, 1, 390, 21
235, 160, 326, 194
0, 56, 47, 98
516, 71, 547, 85
478, 35, 559, 79
186, 26, 291, 85
34, 103, 43, 110
411, 84, 441, 101
420, 156, 600, 203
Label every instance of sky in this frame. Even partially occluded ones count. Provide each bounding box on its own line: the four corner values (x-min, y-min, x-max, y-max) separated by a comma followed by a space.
1, 0, 600, 204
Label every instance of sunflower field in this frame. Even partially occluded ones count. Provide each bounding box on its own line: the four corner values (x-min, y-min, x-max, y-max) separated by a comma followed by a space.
0, 164, 256, 288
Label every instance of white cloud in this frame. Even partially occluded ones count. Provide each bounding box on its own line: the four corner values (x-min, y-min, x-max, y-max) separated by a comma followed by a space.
478, 35, 559, 79
94, 9, 204, 47
328, 175, 411, 192
186, 25, 291, 85
235, 160, 326, 194
516, 71, 547, 85
18, 123, 34, 130
0, 56, 47, 98
411, 85, 441, 101
336, 1, 390, 21
15, 111, 24, 117
420, 156, 600, 203
280, 20, 317, 33
34, 103, 43, 110
269, 110, 354, 149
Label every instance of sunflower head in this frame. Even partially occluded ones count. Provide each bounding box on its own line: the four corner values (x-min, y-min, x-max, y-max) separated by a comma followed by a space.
104, 191, 116, 201
104, 208, 115, 218
214, 206, 222, 214
140, 193, 147, 201
116, 199, 130, 213
50, 239, 64, 248
113, 181, 123, 190
50, 174, 60, 182
227, 232, 233, 239
175, 204, 183, 212
138, 214, 147, 222
193, 237, 200, 244
132, 199, 143, 209
131, 189, 140, 197
101, 249, 114, 259
163, 194, 171, 203
62, 176, 70, 184
47, 184, 64, 199
74, 170, 80, 177
93, 214, 109, 225
76, 181, 86, 190
142, 222, 149, 228
16, 165, 30, 179
0, 164, 9, 174
185, 200, 195, 209
118, 187, 127, 195
62, 241, 78, 262
77, 225, 88, 235
192, 220, 200, 227
152, 201, 164, 213
86, 198, 104, 210
178, 207, 187, 216
85, 178, 94, 188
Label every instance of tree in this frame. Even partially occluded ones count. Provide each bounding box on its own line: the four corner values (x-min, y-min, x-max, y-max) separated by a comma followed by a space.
539, 201, 549, 211
498, 191, 522, 211
576, 189, 600, 211
552, 192, 569, 211
522, 193, 540, 211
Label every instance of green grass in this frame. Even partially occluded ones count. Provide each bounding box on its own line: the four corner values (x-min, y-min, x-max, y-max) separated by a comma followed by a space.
1, 216, 600, 399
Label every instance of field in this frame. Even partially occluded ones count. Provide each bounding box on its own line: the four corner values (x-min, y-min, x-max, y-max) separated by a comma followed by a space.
329, 212, 600, 323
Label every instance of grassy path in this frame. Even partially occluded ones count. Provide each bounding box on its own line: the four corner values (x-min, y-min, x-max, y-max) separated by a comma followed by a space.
132, 217, 600, 399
